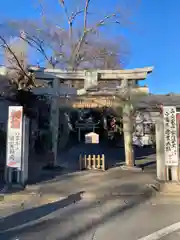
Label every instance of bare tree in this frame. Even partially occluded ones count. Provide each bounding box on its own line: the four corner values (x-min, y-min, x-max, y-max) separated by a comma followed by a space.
0, 30, 48, 119
0, 0, 136, 70
0, 31, 37, 91
40, 0, 132, 70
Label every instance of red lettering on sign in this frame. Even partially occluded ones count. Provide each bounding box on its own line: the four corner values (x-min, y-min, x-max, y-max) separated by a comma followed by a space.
10, 110, 22, 129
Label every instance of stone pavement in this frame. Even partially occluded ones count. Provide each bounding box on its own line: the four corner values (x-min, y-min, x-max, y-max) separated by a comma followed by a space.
2, 167, 180, 240
0, 166, 157, 240
0, 166, 156, 210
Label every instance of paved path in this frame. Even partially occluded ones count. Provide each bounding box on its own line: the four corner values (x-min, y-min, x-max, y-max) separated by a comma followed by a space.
1, 167, 180, 240
161, 231, 180, 240
139, 222, 180, 240
0, 166, 173, 240
1, 192, 180, 240
0, 144, 158, 240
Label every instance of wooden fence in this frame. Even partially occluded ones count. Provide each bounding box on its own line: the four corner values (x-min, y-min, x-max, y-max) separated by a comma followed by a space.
79, 154, 105, 171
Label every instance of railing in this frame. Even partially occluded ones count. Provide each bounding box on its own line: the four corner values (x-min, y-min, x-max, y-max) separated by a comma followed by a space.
79, 154, 105, 171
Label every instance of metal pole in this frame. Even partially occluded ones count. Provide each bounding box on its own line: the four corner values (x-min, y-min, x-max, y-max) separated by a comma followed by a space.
21, 115, 29, 186
78, 128, 81, 142
17, 170, 21, 183
8, 168, 12, 184
4, 120, 9, 184
51, 78, 60, 166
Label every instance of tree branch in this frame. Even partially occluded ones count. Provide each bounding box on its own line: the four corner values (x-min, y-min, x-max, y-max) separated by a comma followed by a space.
0, 35, 37, 89
58, 0, 84, 49
84, 0, 90, 30
71, 11, 122, 69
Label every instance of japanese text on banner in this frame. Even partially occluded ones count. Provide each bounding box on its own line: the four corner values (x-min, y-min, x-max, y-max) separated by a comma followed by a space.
6, 106, 23, 169
163, 106, 178, 166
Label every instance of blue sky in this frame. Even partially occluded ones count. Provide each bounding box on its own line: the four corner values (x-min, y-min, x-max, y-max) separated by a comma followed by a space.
0, 0, 178, 94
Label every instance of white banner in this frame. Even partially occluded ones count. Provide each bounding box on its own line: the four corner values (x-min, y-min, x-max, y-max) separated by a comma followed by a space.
163, 106, 178, 166
6, 106, 23, 169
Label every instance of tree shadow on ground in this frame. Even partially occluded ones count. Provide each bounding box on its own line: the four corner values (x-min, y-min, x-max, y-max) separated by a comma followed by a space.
0, 191, 83, 232
0, 184, 155, 240
57, 189, 153, 240
134, 146, 156, 160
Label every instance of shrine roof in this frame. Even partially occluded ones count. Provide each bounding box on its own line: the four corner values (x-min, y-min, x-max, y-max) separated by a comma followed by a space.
134, 94, 180, 109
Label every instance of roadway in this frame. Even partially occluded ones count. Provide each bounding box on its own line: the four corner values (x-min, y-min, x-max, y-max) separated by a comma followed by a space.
1, 193, 180, 239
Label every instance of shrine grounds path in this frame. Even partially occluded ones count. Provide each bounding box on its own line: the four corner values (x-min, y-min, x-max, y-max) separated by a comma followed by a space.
1, 165, 180, 240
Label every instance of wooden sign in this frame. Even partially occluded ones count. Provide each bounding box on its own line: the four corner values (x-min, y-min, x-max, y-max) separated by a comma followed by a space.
85, 132, 99, 144
163, 106, 178, 166
72, 99, 112, 108
6, 106, 23, 169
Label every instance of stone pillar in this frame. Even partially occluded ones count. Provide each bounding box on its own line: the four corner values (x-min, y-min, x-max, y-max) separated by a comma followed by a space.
50, 78, 59, 166
123, 102, 134, 167
156, 116, 166, 180
121, 79, 134, 167
84, 71, 98, 90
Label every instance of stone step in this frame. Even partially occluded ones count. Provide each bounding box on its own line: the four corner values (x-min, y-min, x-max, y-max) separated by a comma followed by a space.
160, 183, 180, 193
151, 196, 180, 205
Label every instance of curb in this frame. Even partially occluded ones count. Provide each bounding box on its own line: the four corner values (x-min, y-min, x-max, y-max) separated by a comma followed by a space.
120, 165, 142, 172
0, 183, 68, 206
0, 192, 66, 206
147, 181, 180, 197
0, 184, 40, 205
0, 191, 38, 204
158, 182, 180, 196
82, 184, 155, 201
0, 184, 155, 206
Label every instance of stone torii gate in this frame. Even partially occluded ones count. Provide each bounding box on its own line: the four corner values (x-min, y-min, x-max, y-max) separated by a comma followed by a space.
33, 66, 154, 168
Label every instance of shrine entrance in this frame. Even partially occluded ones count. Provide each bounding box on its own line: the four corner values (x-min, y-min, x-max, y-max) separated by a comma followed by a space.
33, 66, 153, 166
70, 97, 117, 142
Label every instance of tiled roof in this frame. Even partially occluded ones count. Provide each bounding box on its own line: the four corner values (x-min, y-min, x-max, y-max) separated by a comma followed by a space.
134, 94, 180, 109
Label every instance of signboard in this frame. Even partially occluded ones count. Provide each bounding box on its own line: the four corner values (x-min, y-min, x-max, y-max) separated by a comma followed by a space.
176, 113, 180, 145
72, 99, 112, 108
84, 71, 98, 90
163, 106, 178, 166
85, 132, 99, 144
6, 106, 23, 168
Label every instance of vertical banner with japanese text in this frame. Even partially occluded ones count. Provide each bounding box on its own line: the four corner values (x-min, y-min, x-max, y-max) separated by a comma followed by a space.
6, 106, 23, 169
163, 106, 178, 166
